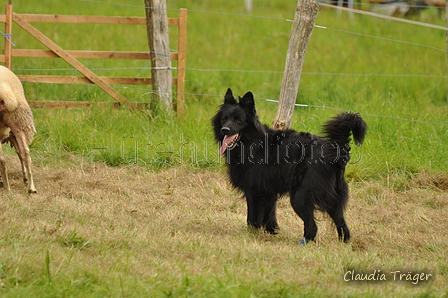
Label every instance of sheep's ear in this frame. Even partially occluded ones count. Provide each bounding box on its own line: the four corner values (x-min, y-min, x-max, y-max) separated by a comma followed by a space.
239, 91, 256, 115
224, 88, 237, 105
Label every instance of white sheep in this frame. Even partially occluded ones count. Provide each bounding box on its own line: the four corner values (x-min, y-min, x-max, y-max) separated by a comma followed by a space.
0, 65, 37, 193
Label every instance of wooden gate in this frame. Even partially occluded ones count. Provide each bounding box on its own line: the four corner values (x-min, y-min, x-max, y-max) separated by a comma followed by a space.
0, 3, 187, 111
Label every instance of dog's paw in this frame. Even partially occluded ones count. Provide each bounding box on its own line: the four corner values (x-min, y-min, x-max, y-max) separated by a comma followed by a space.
299, 237, 310, 245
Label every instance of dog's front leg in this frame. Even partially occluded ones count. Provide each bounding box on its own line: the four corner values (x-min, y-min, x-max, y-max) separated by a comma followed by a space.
245, 190, 262, 229
262, 199, 279, 234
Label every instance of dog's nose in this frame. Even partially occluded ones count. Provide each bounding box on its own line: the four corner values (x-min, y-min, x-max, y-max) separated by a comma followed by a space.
221, 127, 230, 135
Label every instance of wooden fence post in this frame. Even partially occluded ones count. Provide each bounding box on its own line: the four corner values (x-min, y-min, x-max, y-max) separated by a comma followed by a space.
244, 0, 253, 13
4, 0, 13, 69
144, 0, 173, 112
272, 0, 319, 130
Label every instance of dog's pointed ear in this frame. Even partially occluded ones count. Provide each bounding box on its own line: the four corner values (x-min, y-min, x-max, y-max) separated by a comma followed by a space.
224, 88, 237, 105
239, 91, 256, 114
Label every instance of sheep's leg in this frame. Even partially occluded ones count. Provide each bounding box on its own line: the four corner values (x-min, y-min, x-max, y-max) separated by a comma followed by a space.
8, 131, 36, 193
7, 134, 27, 182
0, 143, 10, 191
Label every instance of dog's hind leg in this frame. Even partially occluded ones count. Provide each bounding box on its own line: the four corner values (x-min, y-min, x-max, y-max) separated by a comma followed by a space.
328, 179, 350, 242
290, 189, 318, 245
328, 206, 350, 242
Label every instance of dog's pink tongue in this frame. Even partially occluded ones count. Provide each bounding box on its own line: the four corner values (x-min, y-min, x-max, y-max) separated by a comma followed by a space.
220, 134, 238, 155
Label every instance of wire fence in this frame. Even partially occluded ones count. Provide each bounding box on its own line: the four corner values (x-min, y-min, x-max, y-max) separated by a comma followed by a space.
8, 0, 448, 126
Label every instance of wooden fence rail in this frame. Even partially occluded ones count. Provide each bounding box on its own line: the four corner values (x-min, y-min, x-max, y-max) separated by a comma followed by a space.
0, 4, 187, 111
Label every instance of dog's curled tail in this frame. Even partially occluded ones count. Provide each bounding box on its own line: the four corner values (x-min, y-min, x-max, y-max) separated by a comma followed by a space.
322, 112, 367, 146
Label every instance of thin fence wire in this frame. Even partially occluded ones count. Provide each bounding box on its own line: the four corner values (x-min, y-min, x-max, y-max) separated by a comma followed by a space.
76, 0, 448, 29
0, 30, 15, 46
72, 0, 448, 57
264, 99, 448, 126
318, 2, 448, 30
314, 25, 447, 53
12, 67, 448, 79
76, 0, 448, 30
21, 79, 448, 127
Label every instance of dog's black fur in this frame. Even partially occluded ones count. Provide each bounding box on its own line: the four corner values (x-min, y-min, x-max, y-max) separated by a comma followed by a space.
212, 89, 367, 244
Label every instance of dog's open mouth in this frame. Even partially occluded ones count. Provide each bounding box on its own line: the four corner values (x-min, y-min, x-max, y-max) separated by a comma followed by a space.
219, 133, 240, 155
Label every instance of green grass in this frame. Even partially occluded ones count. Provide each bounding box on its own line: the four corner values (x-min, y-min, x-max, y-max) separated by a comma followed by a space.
1, 0, 447, 297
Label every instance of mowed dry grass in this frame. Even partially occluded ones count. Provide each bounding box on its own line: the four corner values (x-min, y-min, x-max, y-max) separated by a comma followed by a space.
0, 154, 447, 296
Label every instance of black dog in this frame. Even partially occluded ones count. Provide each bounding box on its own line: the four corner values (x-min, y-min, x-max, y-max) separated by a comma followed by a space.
212, 89, 367, 245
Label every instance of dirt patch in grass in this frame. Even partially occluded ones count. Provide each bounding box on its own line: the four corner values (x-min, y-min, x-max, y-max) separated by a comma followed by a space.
412, 171, 448, 191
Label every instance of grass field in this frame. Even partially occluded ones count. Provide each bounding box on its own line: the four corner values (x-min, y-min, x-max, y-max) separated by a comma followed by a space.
1, 0, 447, 297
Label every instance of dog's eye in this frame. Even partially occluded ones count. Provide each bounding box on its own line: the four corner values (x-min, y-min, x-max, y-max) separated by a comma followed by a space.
235, 118, 242, 124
